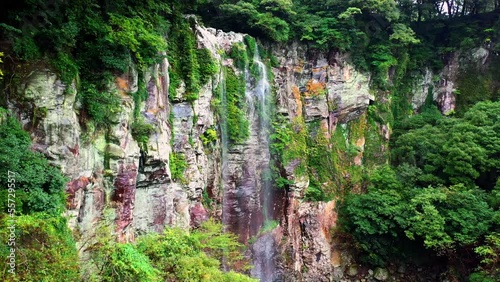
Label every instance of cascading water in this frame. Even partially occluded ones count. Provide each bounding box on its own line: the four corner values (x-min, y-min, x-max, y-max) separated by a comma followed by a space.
248, 50, 279, 282
220, 46, 280, 281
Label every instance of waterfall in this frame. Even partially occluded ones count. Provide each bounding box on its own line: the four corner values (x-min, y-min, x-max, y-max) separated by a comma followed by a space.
248, 49, 278, 282
220, 46, 279, 281
250, 50, 273, 223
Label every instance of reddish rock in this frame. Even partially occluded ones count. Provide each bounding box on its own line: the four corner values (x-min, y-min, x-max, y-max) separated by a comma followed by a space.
67, 143, 79, 156
190, 202, 209, 227
66, 176, 90, 209
113, 162, 138, 242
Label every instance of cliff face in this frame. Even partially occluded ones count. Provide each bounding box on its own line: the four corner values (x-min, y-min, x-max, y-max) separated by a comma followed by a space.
6, 24, 475, 281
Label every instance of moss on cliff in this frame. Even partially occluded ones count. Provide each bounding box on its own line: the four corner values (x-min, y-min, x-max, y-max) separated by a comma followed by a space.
167, 18, 217, 102
222, 67, 250, 144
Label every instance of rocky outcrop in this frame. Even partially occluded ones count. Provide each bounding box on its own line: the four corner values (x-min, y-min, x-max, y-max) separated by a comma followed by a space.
411, 68, 433, 111
273, 47, 374, 125
9, 57, 217, 243
411, 47, 491, 114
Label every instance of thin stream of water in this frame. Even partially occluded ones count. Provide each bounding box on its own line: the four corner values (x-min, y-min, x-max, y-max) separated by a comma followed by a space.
220, 47, 277, 281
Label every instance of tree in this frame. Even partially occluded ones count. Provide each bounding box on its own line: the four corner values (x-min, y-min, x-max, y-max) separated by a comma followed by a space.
0, 115, 67, 215
0, 213, 80, 281
392, 102, 500, 190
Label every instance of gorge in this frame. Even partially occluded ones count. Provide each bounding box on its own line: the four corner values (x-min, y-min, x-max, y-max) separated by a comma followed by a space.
0, 1, 499, 282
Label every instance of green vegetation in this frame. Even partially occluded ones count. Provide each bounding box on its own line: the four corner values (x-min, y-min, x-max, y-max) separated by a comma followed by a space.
0, 111, 252, 282
0, 0, 223, 135
0, 213, 80, 281
86, 218, 255, 282
229, 43, 249, 71
198, 48, 219, 86
454, 58, 500, 115
201, 127, 218, 145
223, 67, 250, 144
169, 153, 188, 182
270, 116, 308, 178
199, 1, 293, 42
392, 101, 500, 189
79, 81, 122, 129
167, 17, 219, 102
303, 121, 337, 201
271, 115, 368, 201
474, 232, 500, 279
340, 177, 494, 266
340, 102, 500, 280
1, 0, 500, 280
0, 115, 67, 214
131, 119, 155, 150
0, 1, 214, 128
0, 114, 79, 281
261, 220, 279, 233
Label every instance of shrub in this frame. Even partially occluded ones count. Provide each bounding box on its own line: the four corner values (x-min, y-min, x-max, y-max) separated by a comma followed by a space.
201, 127, 218, 145
79, 81, 121, 128
0, 115, 67, 215
229, 43, 249, 71
167, 19, 202, 102
12, 34, 41, 61
131, 119, 155, 150
87, 219, 255, 281
0, 213, 80, 281
169, 153, 188, 182
107, 13, 167, 69
197, 48, 219, 86
52, 52, 79, 86
303, 182, 329, 202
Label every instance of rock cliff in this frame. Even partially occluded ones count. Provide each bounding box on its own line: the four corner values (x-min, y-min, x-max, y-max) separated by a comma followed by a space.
6, 24, 472, 281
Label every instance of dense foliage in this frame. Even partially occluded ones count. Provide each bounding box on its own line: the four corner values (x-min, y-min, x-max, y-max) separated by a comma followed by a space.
0, 0, 209, 130
0, 116, 67, 215
0, 114, 79, 281
222, 67, 250, 144
392, 102, 500, 189
340, 102, 500, 280
85, 218, 255, 282
0, 213, 80, 281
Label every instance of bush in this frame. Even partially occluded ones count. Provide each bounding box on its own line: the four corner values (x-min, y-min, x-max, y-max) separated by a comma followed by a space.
131, 119, 155, 150
107, 13, 166, 69
201, 127, 218, 145
270, 116, 308, 177
0, 113, 78, 281
340, 175, 495, 265
229, 43, 249, 70
98, 243, 161, 282
303, 184, 327, 202
197, 48, 219, 86
87, 219, 255, 281
79, 82, 121, 128
12, 34, 41, 61
167, 18, 203, 102
0, 116, 67, 215
391, 102, 500, 190
169, 153, 188, 182
0, 213, 80, 281
52, 52, 79, 85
